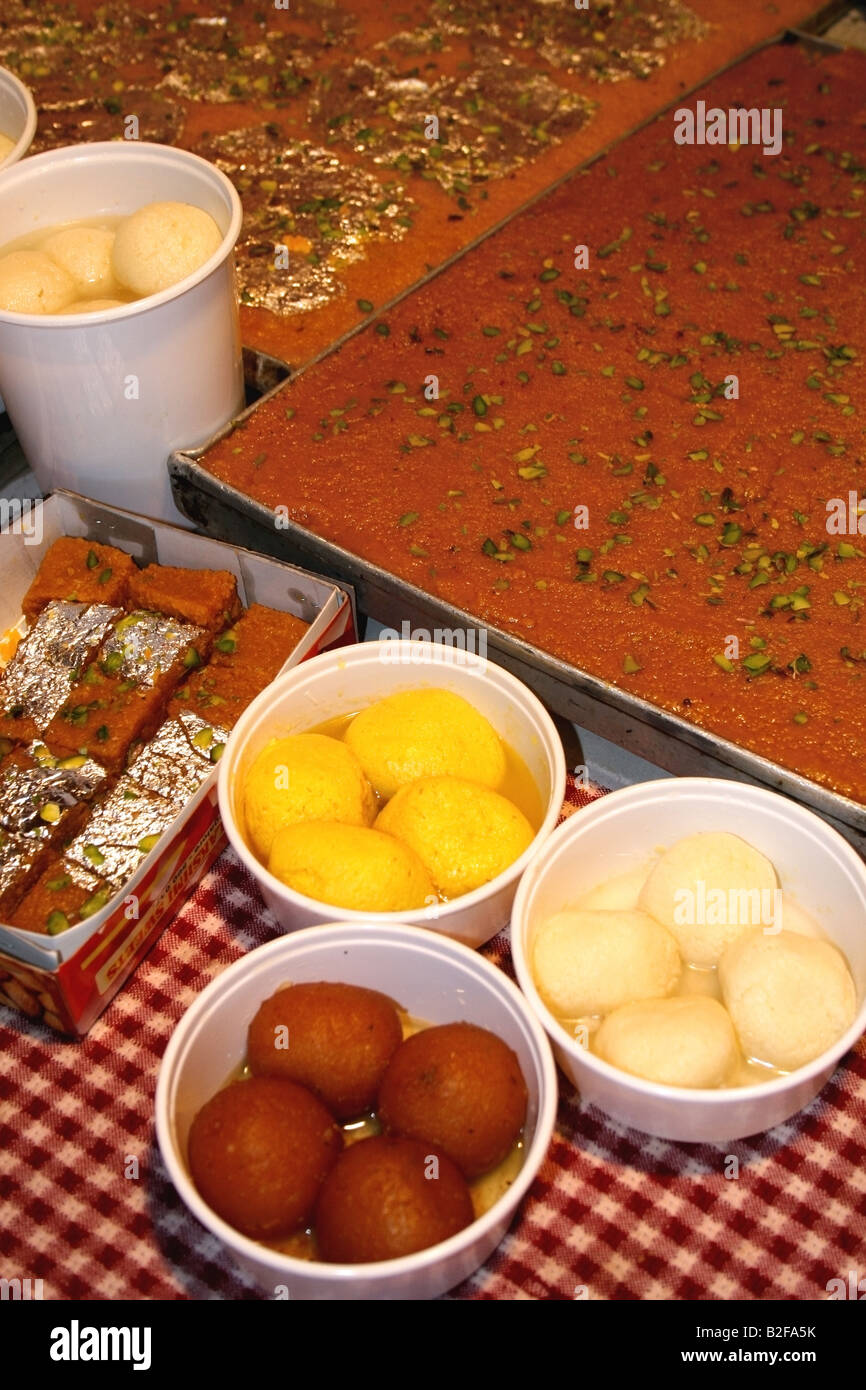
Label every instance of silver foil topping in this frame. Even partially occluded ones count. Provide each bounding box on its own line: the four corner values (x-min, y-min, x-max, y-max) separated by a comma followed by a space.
0, 602, 120, 730
99, 612, 206, 688
0, 744, 107, 839
64, 775, 179, 887
51, 856, 105, 894
126, 711, 229, 815
194, 128, 415, 315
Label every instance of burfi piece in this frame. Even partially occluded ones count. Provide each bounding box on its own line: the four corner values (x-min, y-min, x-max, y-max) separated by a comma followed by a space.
65, 775, 179, 887
211, 603, 309, 684
43, 666, 167, 770
167, 664, 264, 730
126, 710, 229, 813
0, 600, 119, 741
0, 830, 46, 916
0, 744, 108, 912
0, 743, 106, 846
10, 855, 111, 935
127, 563, 241, 632
21, 538, 137, 620
99, 610, 210, 687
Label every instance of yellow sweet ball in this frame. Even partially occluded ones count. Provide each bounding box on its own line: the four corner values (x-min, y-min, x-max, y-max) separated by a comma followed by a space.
345, 689, 506, 801
375, 775, 533, 898
243, 733, 376, 864
111, 200, 222, 297
0, 250, 76, 314
268, 821, 435, 912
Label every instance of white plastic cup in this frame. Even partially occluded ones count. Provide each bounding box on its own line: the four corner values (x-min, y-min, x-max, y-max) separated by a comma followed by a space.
0, 66, 37, 171
511, 778, 866, 1143
218, 639, 567, 948
155, 921, 559, 1300
0, 142, 244, 525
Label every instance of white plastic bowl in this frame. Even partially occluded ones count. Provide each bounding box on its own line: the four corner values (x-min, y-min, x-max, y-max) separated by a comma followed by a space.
0, 66, 36, 171
155, 921, 558, 1300
511, 778, 866, 1143
0, 142, 244, 525
218, 640, 567, 947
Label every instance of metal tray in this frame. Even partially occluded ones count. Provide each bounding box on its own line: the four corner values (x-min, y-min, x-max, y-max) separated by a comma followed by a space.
170, 447, 866, 856
169, 24, 866, 855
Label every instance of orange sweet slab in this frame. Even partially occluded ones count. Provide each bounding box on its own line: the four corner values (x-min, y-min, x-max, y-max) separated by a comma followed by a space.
7, 0, 820, 366
201, 41, 866, 806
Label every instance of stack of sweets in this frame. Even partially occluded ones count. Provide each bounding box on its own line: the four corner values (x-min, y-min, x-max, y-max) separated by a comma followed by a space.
0, 541, 309, 936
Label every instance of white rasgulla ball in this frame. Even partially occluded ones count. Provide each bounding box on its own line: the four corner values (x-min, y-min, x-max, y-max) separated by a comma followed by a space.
58, 298, 126, 315
595, 996, 740, 1089
719, 929, 856, 1072
0, 250, 76, 314
532, 908, 681, 1018
639, 831, 779, 968
111, 201, 222, 296
42, 226, 117, 297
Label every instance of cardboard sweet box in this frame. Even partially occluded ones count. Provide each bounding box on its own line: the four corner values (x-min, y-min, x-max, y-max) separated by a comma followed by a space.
0, 491, 357, 1035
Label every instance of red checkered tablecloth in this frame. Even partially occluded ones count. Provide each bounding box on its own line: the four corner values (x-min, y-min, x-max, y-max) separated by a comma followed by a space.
1, 777, 864, 1301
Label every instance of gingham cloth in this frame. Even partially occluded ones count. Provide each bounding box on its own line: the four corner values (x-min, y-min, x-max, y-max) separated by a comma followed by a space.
1, 776, 864, 1301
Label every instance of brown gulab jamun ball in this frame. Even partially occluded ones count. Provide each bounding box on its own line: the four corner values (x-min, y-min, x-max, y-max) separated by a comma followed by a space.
187, 1076, 342, 1239
378, 1022, 528, 1179
315, 1135, 474, 1263
247, 981, 403, 1120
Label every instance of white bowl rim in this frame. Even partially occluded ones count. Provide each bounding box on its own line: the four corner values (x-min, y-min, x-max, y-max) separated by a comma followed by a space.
0, 64, 37, 173
155, 920, 559, 1283
511, 776, 866, 1104
0, 140, 243, 326
217, 639, 567, 926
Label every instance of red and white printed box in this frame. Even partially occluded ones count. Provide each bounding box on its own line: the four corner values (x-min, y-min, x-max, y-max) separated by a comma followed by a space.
0, 491, 356, 1035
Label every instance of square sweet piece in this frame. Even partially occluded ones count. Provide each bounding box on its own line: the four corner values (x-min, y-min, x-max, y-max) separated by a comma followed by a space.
99, 610, 210, 687
0, 743, 108, 912
10, 855, 111, 936
167, 664, 264, 730
126, 710, 230, 814
127, 564, 241, 632
42, 667, 168, 770
21, 538, 137, 620
0, 742, 107, 843
64, 775, 179, 887
211, 603, 309, 685
0, 601, 120, 743
0, 831, 46, 918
